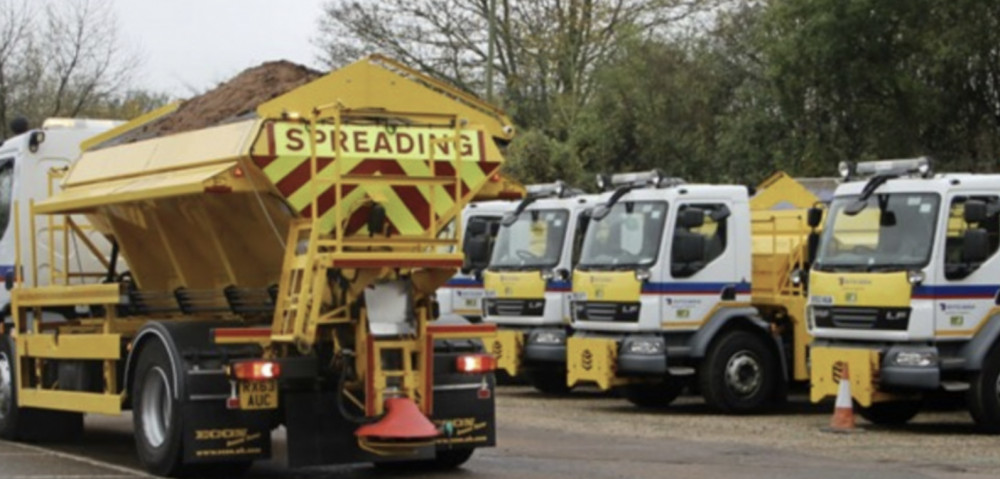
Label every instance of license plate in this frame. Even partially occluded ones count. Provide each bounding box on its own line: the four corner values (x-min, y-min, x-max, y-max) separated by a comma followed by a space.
238, 380, 278, 410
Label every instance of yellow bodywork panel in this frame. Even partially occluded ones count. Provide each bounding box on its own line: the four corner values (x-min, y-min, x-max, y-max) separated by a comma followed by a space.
750, 172, 821, 210
488, 330, 524, 377
12, 284, 123, 308
34, 161, 247, 215
60, 120, 258, 190
572, 271, 640, 302
809, 271, 911, 308
18, 389, 122, 415
18, 334, 120, 360
566, 337, 620, 390
483, 271, 545, 299
809, 346, 888, 407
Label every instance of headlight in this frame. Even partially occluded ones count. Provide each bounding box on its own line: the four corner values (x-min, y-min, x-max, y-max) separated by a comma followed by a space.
907, 270, 925, 285
635, 269, 651, 281
532, 331, 565, 345
790, 268, 803, 286
894, 351, 937, 367
625, 338, 664, 355
628, 339, 663, 354
541, 270, 555, 281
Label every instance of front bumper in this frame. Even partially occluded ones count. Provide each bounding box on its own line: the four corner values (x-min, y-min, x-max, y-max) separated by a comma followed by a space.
488, 328, 568, 377
809, 345, 940, 407
566, 335, 667, 390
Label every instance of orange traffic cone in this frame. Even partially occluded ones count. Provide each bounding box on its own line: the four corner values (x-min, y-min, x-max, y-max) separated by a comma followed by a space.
826, 363, 856, 433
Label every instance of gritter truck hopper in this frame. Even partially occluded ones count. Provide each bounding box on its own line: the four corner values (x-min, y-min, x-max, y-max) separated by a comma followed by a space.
0, 55, 516, 476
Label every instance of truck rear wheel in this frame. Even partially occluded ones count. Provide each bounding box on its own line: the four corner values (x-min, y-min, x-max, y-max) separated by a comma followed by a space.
132, 340, 185, 477
968, 343, 1000, 433
375, 448, 475, 471
858, 400, 921, 425
0, 334, 83, 442
699, 329, 777, 413
621, 379, 684, 408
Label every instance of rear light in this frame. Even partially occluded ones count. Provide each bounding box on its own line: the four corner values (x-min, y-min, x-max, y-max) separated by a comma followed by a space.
456, 354, 496, 373
231, 361, 281, 380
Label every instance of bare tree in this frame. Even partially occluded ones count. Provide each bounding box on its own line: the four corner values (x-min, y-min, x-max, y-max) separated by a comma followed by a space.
315, 0, 719, 132
0, 0, 145, 137
45, 0, 139, 117
0, 0, 33, 135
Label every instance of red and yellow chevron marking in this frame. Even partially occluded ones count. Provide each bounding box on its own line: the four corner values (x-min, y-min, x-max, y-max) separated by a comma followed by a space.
250, 121, 502, 236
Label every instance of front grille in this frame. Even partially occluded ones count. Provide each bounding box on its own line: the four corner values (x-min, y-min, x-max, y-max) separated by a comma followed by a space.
813, 306, 910, 330
573, 301, 640, 322
484, 298, 545, 317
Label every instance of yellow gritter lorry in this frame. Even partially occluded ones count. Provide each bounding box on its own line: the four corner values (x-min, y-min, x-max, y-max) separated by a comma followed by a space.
0, 55, 515, 476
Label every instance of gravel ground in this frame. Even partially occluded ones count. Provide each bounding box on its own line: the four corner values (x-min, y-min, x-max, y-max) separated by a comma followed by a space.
496, 385, 1000, 475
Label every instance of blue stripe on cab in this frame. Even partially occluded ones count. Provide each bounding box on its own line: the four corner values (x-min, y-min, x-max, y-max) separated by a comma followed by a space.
444, 278, 484, 288
912, 284, 1000, 299
641, 282, 751, 295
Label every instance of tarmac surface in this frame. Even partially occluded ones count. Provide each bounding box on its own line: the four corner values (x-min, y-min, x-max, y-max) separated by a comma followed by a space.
1, 387, 997, 479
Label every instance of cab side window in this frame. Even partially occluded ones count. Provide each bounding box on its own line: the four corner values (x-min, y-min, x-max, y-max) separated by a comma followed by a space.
671, 203, 729, 278
944, 195, 999, 280
571, 212, 591, 267
462, 215, 501, 271
0, 161, 13, 239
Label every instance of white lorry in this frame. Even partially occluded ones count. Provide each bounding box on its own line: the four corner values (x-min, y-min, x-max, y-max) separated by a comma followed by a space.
0, 118, 122, 317
437, 200, 514, 321
808, 157, 1000, 430
480, 182, 597, 392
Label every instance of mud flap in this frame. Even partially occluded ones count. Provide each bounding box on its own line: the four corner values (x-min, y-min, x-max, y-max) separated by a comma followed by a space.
566, 337, 619, 390
432, 339, 496, 450
182, 401, 272, 464
809, 346, 881, 407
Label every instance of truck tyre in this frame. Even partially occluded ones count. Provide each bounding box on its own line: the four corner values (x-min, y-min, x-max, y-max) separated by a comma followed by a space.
375, 448, 475, 471
528, 367, 570, 395
132, 340, 185, 477
698, 329, 777, 413
621, 379, 684, 408
968, 343, 1000, 433
0, 334, 84, 442
858, 400, 921, 425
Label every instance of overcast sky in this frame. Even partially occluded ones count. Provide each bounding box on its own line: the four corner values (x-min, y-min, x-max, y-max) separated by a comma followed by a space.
112, 0, 329, 97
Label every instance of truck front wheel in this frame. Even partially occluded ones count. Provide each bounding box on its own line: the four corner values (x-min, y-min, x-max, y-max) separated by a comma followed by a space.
968, 343, 1000, 433
699, 329, 777, 413
528, 367, 570, 395
621, 379, 684, 408
132, 340, 185, 477
858, 400, 921, 425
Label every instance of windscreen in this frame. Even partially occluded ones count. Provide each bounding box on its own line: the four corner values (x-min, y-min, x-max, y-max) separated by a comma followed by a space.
578, 201, 668, 269
490, 209, 569, 269
814, 193, 939, 271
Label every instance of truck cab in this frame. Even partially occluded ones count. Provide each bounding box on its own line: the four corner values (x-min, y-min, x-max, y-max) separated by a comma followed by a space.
809, 157, 1000, 430
0, 118, 121, 314
480, 182, 597, 392
437, 200, 513, 321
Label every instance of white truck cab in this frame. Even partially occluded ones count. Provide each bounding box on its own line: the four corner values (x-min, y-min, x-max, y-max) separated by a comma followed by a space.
0, 118, 121, 317
480, 182, 597, 392
809, 157, 1000, 430
437, 200, 514, 321
564, 170, 803, 413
